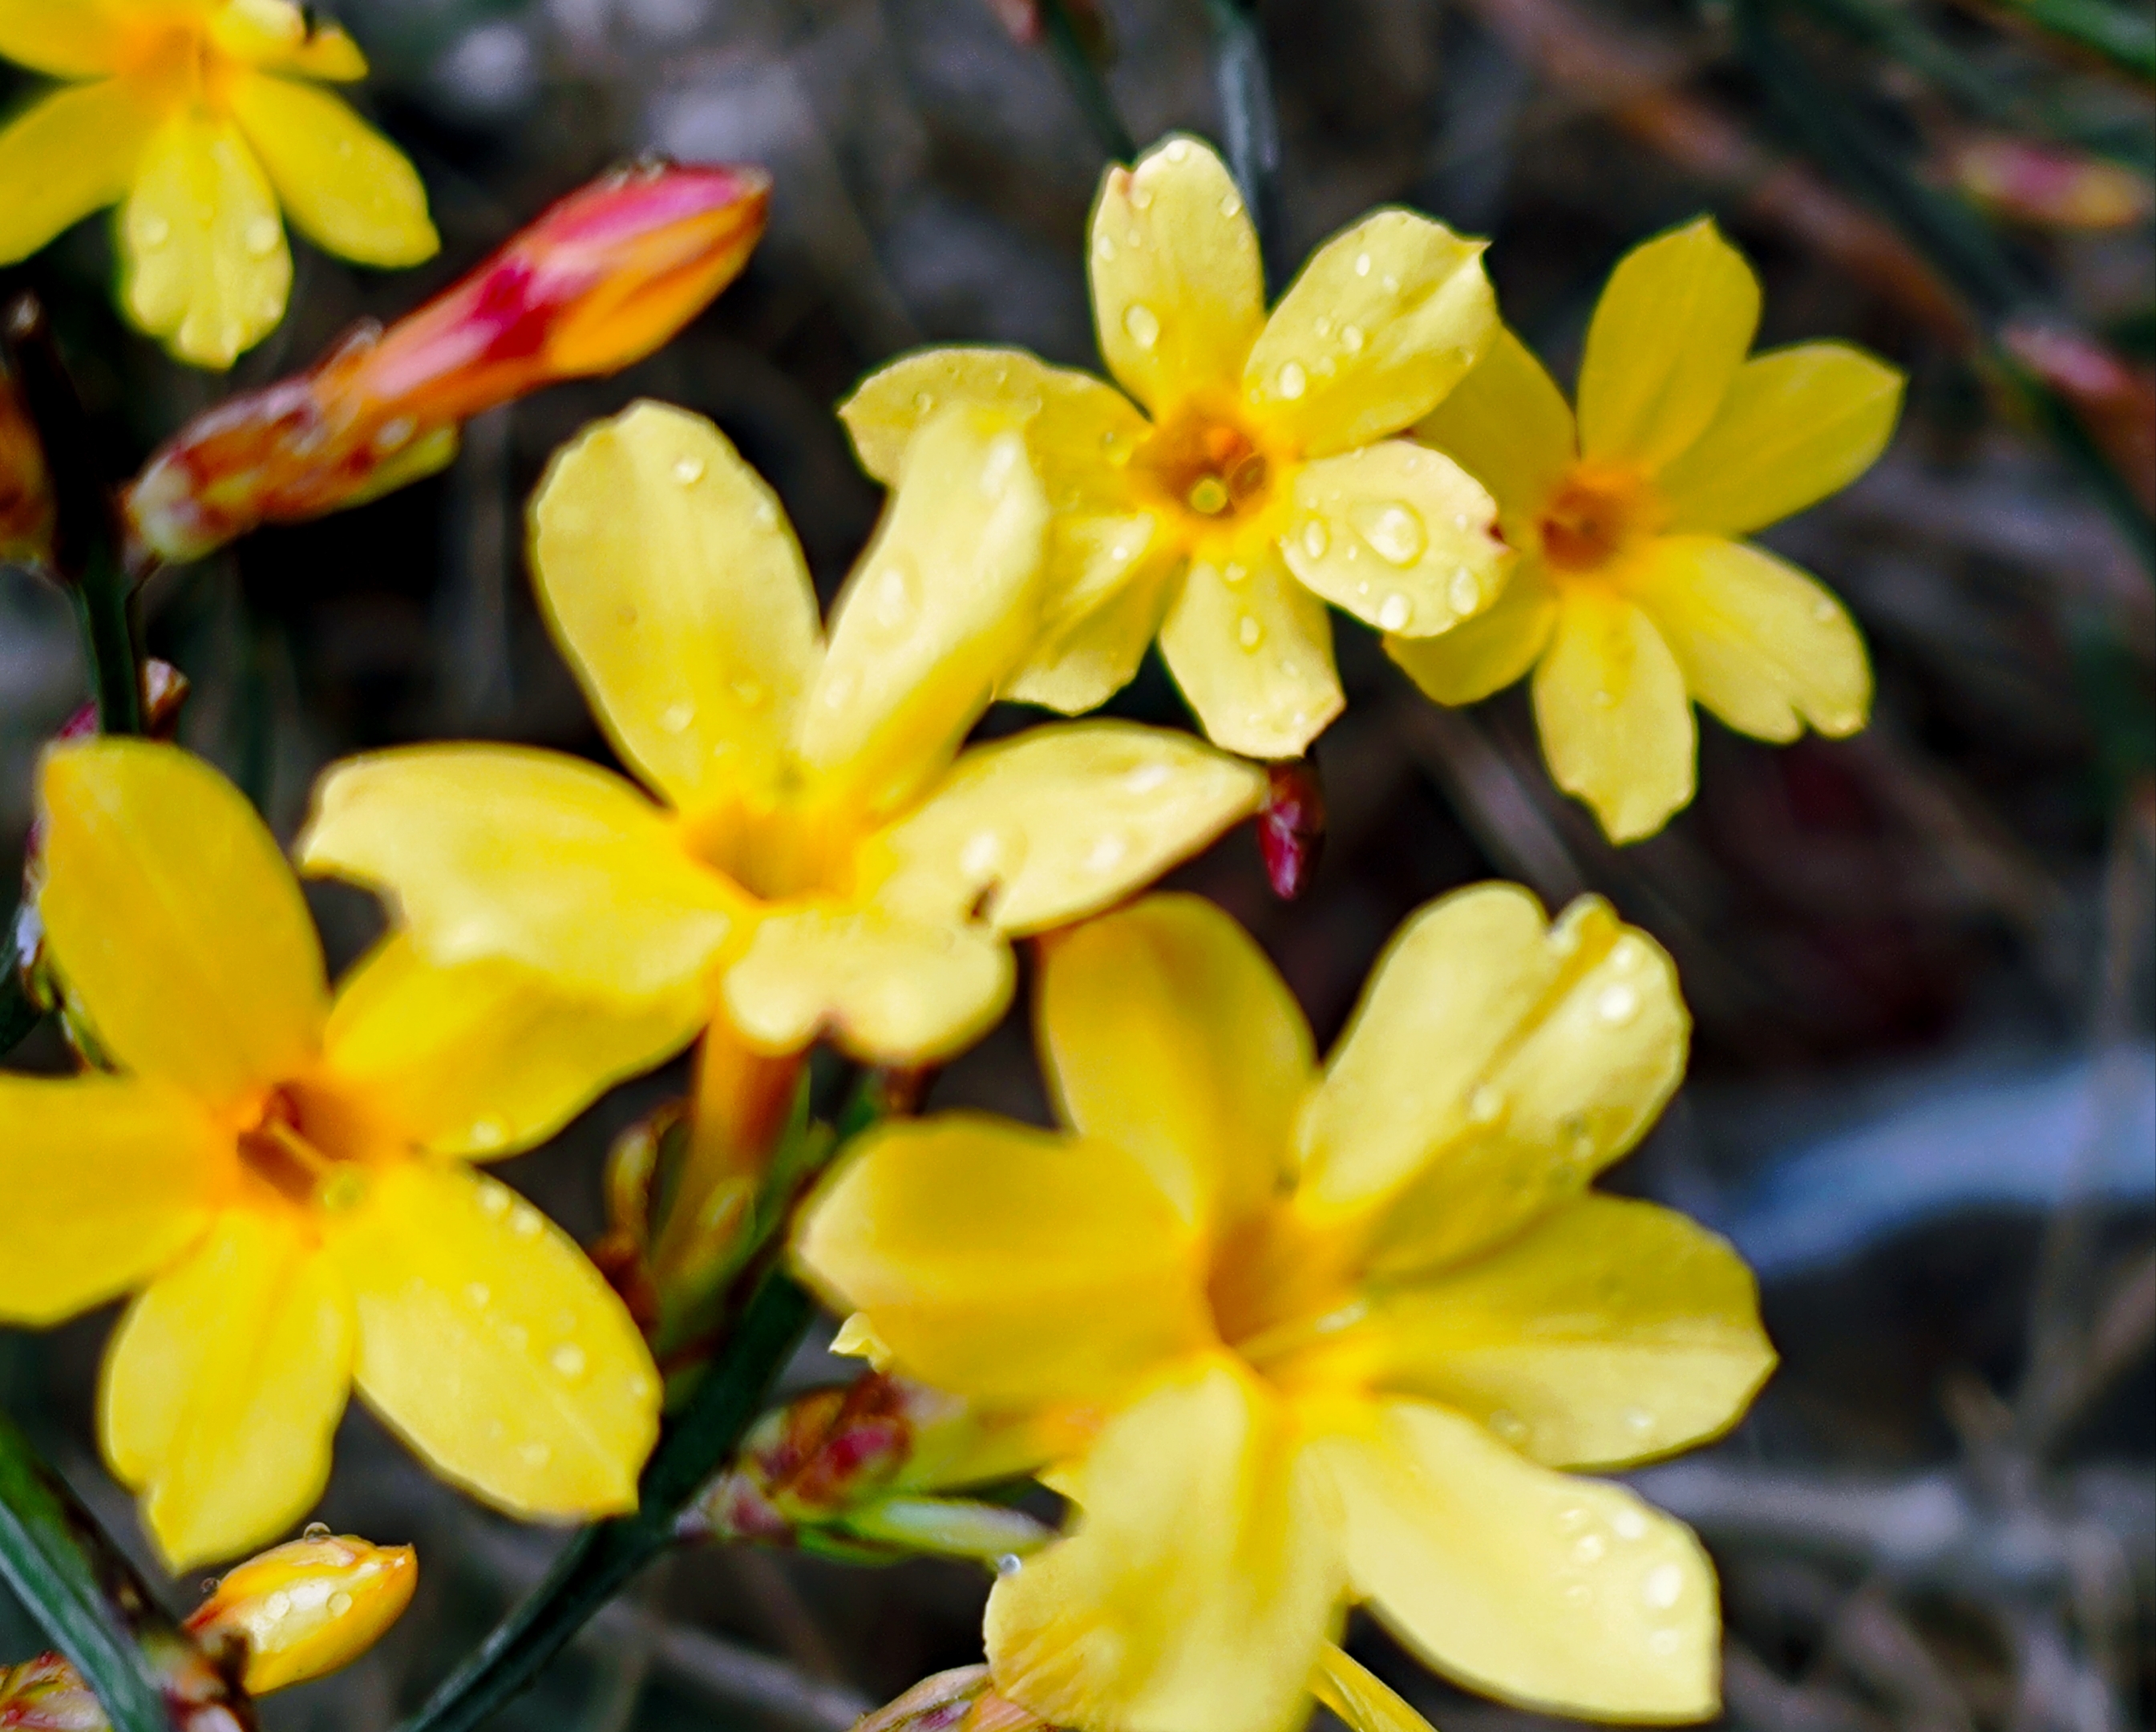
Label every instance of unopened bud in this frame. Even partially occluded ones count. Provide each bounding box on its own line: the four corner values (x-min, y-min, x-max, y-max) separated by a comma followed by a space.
0, 1650, 99, 1729
855, 1665, 1048, 1732
127, 160, 771, 565
0, 366, 55, 569
1259, 758, 1326, 900
184, 1530, 417, 1694
1948, 135, 2153, 232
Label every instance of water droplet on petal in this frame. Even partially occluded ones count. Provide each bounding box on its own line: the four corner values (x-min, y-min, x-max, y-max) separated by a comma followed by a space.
1489, 1409, 1528, 1443
138, 215, 172, 248
1353, 251, 1372, 277
519, 1441, 553, 1468
1222, 560, 1248, 585
1275, 360, 1308, 399
244, 216, 280, 257
1353, 501, 1426, 566
373, 417, 415, 456
1556, 1504, 1590, 1532
1382, 273, 1400, 292
1085, 834, 1129, 872
1314, 317, 1333, 338
1129, 185, 1155, 211
1377, 593, 1413, 632
551, 1343, 588, 1380
466, 1283, 491, 1309
732, 679, 765, 710
1449, 567, 1481, 615
1573, 1533, 1607, 1564
1341, 322, 1365, 354
1094, 233, 1115, 262
873, 562, 916, 629
264, 1592, 292, 1620
1467, 1084, 1504, 1123
1612, 1502, 1650, 1536
1123, 762, 1172, 794
302, 1523, 333, 1542
1122, 304, 1162, 350
960, 830, 1003, 876
1592, 688, 1616, 708
1238, 613, 1264, 650
1165, 140, 1191, 162
673, 455, 705, 484
328, 1591, 354, 1618
1300, 520, 1330, 559
1597, 983, 1640, 1025
996, 1553, 1023, 1576
508, 1202, 544, 1239
1812, 598, 1837, 622
1219, 192, 1243, 217
476, 1181, 512, 1218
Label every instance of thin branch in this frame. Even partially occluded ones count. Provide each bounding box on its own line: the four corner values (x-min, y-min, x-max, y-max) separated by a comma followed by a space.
1203, 0, 1284, 284
1038, 0, 1134, 161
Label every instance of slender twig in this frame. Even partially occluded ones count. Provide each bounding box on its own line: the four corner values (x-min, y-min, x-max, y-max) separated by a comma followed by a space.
1203, 0, 1285, 285
1038, 0, 1134, 161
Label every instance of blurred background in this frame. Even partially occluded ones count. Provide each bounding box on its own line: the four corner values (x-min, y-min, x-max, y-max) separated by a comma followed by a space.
1, 0, 2151, 1728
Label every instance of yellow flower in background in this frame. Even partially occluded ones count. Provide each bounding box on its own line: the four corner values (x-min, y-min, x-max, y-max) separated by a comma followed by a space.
0, 0, 438, 368
843, 134, 1511, 761
799, 889, 1774, 1732
299, 400, 1265, 1070
0, 740, 665, 1569
1393, 218, 1903, 843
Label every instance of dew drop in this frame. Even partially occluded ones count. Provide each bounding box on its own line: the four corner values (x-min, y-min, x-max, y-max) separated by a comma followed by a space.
476, 1181, 512, 1218
1382, 273, 1400, 292
1377, 593, 1413, 632
466, 1283, 491, 1309
1353, 501, 1426, 566
1555, 1504, 1591, 1532
1573, 1533, 1607, 1564
1165, 140, 1191, 162
732, 679, 766, 710
1275, 360, 1308, 400
551, 1343, 588, 1380
1597, 983, 1640, 1025
1123, 762, 1172, 794
1488, 1409, 1528, 1443
1621, 1407, 1655, 1438
1812, 598, 1837, 622
302, 1523, 333, 1542
1612, 1503, 1650, 1538
873, 561, 916, 629
627, 1372, 657, 1402
672, 455, 705, 484
1238, 613, 1264, 650
1222, 560, 1248, 585
996, 1552, 1023, 1576
1126, 227, 1143, 247
508, 1202, 544, 1239
1449, 567, 1482, 615
244, 216, 280, 257
329, 1592, 354, 1618
1300, 520, 1330, 559
1219, 192, 1243, 218
519, 1441, 553, 1468
1354, 251, 1372, 277
1341, 322, 1365, 354
1467, 1083, 1504, 1123
1314, 317, 1333, 338
1129, 186, 1155, 211
138, 215, 172, 248
1094, 233, 1116, 262
959, 830, 1003, 876
1085, 833, 1129, 872
501, 1323, 529, 1351
1122, 304, 1162, 350
264, 1592, 292, 1620
373, 417, 416, 455
1592, 688, 1616, 709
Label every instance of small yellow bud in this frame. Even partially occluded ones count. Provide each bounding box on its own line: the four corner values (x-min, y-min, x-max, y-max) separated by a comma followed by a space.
184, 1531, 417, 1694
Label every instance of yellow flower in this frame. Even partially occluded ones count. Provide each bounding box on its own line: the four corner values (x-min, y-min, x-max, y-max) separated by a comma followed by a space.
0, 0, 438, 368
1391, 218, 1903, 842
797, 888, 1775, 1732
0, 739, 665, 1569
842, 134, 1511, 761
297, 400, 1268, 1068
185, 1530, 416, 1693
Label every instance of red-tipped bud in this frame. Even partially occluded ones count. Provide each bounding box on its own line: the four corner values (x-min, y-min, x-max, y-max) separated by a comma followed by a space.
1259, 759, 1326, 900
127, 160, 771, 566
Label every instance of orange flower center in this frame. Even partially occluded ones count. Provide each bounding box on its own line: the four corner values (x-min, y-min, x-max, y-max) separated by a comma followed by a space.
1133, 397, 1277, 530
1204, 1206, 1365, 1382
1538, 465, 1654, 572
237, 1082, 376, 1209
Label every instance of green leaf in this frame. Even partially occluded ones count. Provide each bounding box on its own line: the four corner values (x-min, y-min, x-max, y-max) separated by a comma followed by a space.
2005, 0, 2155, 83
0, 1410, 175, 1732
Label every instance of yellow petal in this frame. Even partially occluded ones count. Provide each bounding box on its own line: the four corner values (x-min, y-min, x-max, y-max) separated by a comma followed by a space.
1089, 136, 1264, 415
324, 1161, 661, 1520
1002, 539, 1173, 714
1413, 326, 1576, 538
1361, 1195, 1774, 1468
1655, 343, 1903, 536
40, 739, 327, 1108
1312, 1647, 1438, 1732
1313, 1400, 1720, 1722
1575, 217, 1759, 471
208, 2, 367, 79
869, 722, 1267, 934
298, 743, 740, 1006
320, 934, 698, 1160
0, 1, 122, 75
1295, 884, 1688, 1273
1159, 548, 1342, 759
793, 1114, 1213, 1409
0, 81, 156, 263
0, 1074, 224, 1325
225, 72, 435, 267
1385, 562, 1556, 706
986, 1356, 1341, 1732
1625, 536, 1871, 743
120, 111, 291, 369
720, 904, 1013, 1065
101, 1208, 353, 1569
1244, 212, 1496, 459
531, 402, 823, 809
188, 1533, 416, 1694
1036, 892, 1312, 1233
1284, 439, 1509, 635
797, 406, 1048, 818
1531, 583, 1695, 843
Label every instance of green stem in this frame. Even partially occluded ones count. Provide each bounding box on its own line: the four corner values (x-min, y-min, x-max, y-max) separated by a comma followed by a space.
397, 1273, 815, 1732
1038, 0, 1135, 160
68, 554, 144, 738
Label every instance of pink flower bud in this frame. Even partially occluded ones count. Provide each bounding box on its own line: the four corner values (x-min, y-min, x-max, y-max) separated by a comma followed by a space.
1259, 759, 1326, 900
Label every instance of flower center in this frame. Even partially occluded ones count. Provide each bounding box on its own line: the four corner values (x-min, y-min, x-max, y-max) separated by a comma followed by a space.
1133, 399, 1276, 528
1204, 1207, 1364, 1381
1538, 465, 1652, 571
680, 791, 860, 906
237, 1084, 373, 1209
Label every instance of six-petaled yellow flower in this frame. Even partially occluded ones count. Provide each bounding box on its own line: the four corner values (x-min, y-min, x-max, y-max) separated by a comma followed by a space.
0, 740, 665, 1568
799, 888, 1775, 1732
1393, 218, 1903, 842
298, 400, 1265, 1071
843, 134, 1511, 761
0, 0, 437, 367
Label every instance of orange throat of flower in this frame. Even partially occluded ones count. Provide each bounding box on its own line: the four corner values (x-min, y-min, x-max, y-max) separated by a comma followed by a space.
1132, 398, 1282, 544
236, 1082, 379, 1212
1537, 464, 1658, 574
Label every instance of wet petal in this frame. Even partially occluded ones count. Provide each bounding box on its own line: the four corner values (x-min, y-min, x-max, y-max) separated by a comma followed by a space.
1296, 884, 1688, 1273
1284, 439, 1508, 635
1625, 536, 1871, 743
870, 722, 1266, 935
1312, 1400, 1720, 1721
298, 744, 740, 1007
208, 2, 367, 79
794, 1115, 1212, 1409
101, 1208, 353, 1569
1035, 892, 1312, 1233
1655, 342, 1903, 536
1090, 136, 1264, 415
325, 1161, 661, 1520
0, 81, 156, 264
721, 904, 1013, 1065
1576, 218, 1758, 471
1159, 548, 1342, 759
0, 1074, 224, 1325
986, 1356, 1341, 1732
1531, 583, 1695, 843
227, 73, 435, 267
799, 406, 1048, 818
121, 111, 291, 369
320, 935, 698, 1160
1413, 326, 1576, 538
40, 739, 327, 1109
1361, 1196, 1774, 1468
1385, 563, 1556, 706
0, 0, 123, 75
531, 402, 823, 809
1245, 212, 1495, 459
1003, 540, 1173, 714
